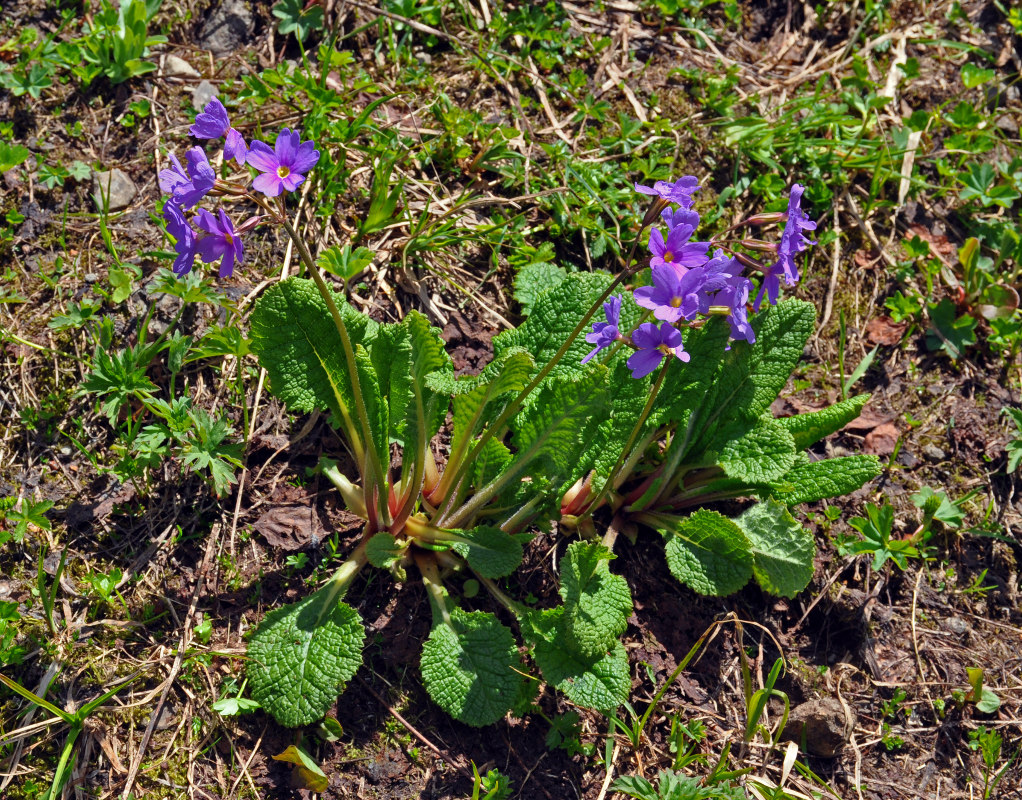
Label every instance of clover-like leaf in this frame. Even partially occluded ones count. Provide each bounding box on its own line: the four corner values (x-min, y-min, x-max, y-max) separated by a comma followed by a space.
420, 608, 521, 727
248, 581, 365, 727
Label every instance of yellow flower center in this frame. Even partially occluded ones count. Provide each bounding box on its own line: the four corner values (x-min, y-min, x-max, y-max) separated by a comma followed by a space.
277, 165, 291, 179
671, 298, 681, 307
663, 252, 673, 262
224, 233, 234, 245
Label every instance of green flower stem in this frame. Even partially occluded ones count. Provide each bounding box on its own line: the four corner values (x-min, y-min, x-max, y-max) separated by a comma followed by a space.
582, 356, 671, 521
415, 552, 451, 626
325, 539, 369, 600
434, 229, 650, 528
477, 575, 528, 618
279, 217, 389, 528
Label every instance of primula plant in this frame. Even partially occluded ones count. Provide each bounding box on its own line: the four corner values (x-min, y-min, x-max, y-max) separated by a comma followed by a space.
158, 96, 881, 729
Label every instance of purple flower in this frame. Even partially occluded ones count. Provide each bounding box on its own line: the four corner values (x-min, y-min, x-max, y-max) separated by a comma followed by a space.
224, 128, 247, 166
162, 147, 215, 209
648, 225, 709, 275
717, 275, 755, 344
661, 206, 699, 231
190, 97, 230, 139
195, 208, 244, 277
634, 176, 700, 207
246, 128, 320, 197
754, 184, 817, 311
581, 295, 622, 364
158, 152, 189, 195
627, 322, 689, 379
634, 265, 708, 323
190, 97, 248, 166
163, 200, 197, 277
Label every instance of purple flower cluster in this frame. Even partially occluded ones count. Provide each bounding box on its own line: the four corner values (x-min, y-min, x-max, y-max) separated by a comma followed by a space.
582, 177, 816, 379
159, 95, 321, 278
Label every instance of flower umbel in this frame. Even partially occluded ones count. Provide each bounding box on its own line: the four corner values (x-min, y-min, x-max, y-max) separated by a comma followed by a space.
195, 208, 244, 277
627, 322, 689, 379
247, 128, 321, 197
754, 184, 817, 311
164, 147, 216, 209
581, 295, 622, 364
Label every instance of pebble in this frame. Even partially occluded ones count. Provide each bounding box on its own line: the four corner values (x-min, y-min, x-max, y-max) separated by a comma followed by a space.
197, 0, 255, 56
946, 616, 970, 636
84, 273, 100, 283
922, 444, 946, 462
782, 697, 853, 757
92, 168, 137, 212
162, 54, 200, 79
191, 80, 219, 112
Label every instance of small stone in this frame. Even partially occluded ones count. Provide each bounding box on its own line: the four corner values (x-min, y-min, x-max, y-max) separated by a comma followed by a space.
162, 54, 200, 79
922, 444, 946, 462
197, 0, 254, 56
84, 273, 100, 283
946, 616, 970, 636
782, 698, 853, 757
92, 169, 137, 212
191, 80, 219, 112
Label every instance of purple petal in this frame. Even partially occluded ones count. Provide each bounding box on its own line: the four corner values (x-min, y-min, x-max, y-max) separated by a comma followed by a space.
196, 236, 226, 263
275, 128, 300, 163
634, 182, 656, 195
281, 172, 305, 193
627, 348, 662, 379
219, 246, 235, 278
158, 153, 189, 193
252, 172, 283, 197
290, 141, 320, 174
245, 141, 279, 173
195, 208, 221, 234
225, 128, 248, 166
647, 228, 666, 258
190, 97, 230, 139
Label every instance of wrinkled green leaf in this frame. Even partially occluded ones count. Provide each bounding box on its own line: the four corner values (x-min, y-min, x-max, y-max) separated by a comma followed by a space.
656, 510, 753, 596
736, 499, 815, 598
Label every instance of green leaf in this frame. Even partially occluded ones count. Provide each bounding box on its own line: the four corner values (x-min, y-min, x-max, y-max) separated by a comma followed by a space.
523, 608, 630, 712
317, 244, 373, 281
695, 300, 816, 441
736, 499, 815, 598
656, 510, 753, 596
911, 487, 965, 528
371, 311, 451, 458
558, 542, 632, 660
776, 394, 869, 450
926, 298, 977, 360
652, 316, 731, 427
769, 455, 882, 505
976, 688, 1001, 714
513, 262, 567, 316
420, 608, 520, 726
509, 369, 609, 481
494, 272, 616, 381
271, 745, 329, 792
248, 581, 365, 727
0, 142, 30, 173
960, 63, 995, 88
450, 526, 523, 578
250, 277, 379, 435
442, 349, 535, 459
714, 419, 797, 484
179, 408, 243, 497
366, 533, 405, 572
